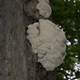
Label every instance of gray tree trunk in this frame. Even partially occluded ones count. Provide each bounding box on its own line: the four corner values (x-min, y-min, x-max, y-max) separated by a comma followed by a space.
0, 0, 37, 80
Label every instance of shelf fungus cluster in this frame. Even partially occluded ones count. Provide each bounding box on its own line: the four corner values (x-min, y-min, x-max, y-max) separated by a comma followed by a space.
27, 0, 66, 71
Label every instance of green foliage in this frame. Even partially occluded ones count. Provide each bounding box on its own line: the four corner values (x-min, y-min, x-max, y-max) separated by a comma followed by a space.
51, 0, 80, 40
50, 0, 80, 79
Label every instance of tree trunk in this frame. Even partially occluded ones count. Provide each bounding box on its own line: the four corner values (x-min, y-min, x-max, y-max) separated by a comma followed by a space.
0, 0, 37, 80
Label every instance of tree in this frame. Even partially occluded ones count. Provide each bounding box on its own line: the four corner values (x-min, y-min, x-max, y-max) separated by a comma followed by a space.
0, 0, 37, 80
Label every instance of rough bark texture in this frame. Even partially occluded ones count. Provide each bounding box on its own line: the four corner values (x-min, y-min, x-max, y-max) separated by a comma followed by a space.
0, 0, 56, 80
1, 0, 25, 80
0, 0, 35, 80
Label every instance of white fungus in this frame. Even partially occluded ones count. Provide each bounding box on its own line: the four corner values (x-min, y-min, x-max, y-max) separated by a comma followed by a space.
27, 19, 66, 71
38, 0, 49, 3
36, 0, 52, 18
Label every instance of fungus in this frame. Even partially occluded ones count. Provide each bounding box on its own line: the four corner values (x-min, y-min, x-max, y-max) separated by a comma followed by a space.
36, 0, 52, 18
38, 0, 49, 3
27, 19, 66, 71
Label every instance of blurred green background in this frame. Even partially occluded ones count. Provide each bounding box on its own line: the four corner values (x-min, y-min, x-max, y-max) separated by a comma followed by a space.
50, 0, 80, 80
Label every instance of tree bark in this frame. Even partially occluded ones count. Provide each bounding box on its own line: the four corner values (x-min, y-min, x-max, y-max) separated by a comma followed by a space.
0, 0, 37, 80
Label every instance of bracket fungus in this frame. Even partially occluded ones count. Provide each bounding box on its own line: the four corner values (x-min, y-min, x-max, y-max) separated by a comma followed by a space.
36, 0, 52, 18
38, 0, 49, 3
27, 19, 66, 71
24, 0, 51, 18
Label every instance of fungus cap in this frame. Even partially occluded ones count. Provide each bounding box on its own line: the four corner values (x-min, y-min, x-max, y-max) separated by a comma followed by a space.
27, 19, 66, 71
36, 1, 52, 18
38, 0, 49, 3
